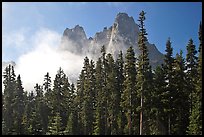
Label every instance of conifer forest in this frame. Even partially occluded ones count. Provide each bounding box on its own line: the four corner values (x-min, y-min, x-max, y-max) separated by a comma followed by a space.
2, 11, 202, 135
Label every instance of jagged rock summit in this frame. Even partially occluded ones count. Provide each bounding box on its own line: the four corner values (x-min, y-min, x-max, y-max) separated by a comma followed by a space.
60, 12, 164, 69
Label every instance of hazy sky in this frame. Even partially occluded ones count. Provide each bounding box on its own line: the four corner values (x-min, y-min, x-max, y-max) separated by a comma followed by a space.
3, 2, 202, 61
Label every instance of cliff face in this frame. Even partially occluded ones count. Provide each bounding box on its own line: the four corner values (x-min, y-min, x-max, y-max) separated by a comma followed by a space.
60, 12, 164, 68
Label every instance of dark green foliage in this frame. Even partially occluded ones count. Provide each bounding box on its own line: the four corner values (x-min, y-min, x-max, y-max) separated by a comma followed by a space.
171, 51, 189, 135
3, 65, 16, 134
42, 72, 52, 133
46, 112, 63, 135
137, 10, 153, 135
152, 65, 167, 135
13, 75, 25, 134
115, 51, 125, 135
81, 57, 96, 135
187, 22, 202, 135
2, 11, 202, 135
186, 39, 198, 113
163, 38, 175, 135
94, 57, 106, 135
51, 67, 71, 130
121, 46, 137, 135
30, 84, 44, 135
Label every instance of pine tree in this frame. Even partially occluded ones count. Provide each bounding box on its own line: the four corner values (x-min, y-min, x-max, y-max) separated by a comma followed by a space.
32, 83, 44, 135
121, 46, 137, 135
51, 67, 71, 130
13, 75, 25, 134
76, 69, 85, 134
101, 45, 109, 135
163, 38, 175, 135
106, 53, 120, 135
187, 22, 202, 135
61, 75, 71, 130
137, 10, 152, 135
81, 57, 96, 135
172, 51, 189, 134
186, 39, 198, 114
152, 65, 167, 135
42, 72, 52, 134
3, 65, 16, 134
24, 91, 35, 135
64, 83, 78, 135
64, 113, 74, 135
64, 82, 78, 135
115, 51, 125, 135
94, 57, 105, 135
46, 112, 63, 135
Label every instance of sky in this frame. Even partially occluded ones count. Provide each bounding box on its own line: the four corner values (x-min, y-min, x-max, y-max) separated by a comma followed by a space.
2, 2, 202, 91
3, 2, 202, 61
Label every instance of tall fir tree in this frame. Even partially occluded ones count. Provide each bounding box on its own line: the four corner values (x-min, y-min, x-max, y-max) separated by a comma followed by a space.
106, 53, 120, 135
51, 67, 71, 130
94, 57, 106, 135
32, 84, 44, 135
163, 38, 175, 135
76, 69, 85, 134
121, 46, 137, 135
13, 75, 25, 134
101, 45, 110, 135
42, 72, 52, 134
46, 112, 63, 135
137, 10, 152, 135
115, 51, 125, 135
187, 23, 202, 135
3, 65, 16, 134
152, 65, 167, 135
81, 57, 96, 135
186, 39, 198, 115
63, 83, 78, 135
172, 51, 189, 134
24, 91, 35, 134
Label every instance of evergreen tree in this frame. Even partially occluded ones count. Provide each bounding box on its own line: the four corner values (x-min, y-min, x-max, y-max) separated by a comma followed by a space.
31, 84, 44, 135
46, 112, 63, 135
52, 67, 71, 130
172, 51, 189, 134
94, 57, 105, 135
81, 57, 96, 135
101, 45, 109, 135
163, 38, 175, 135
115, 51, 125, 135
13, 75, 25, 134
64, 113, 74, 135
76, 69, 85, 134
121, 46, 137, 135
137, 10, 152, 135
3, 65, 16, 134
152, 65, 167, 135
42, 72, 52, 134
64, 82, 78, 135
106, 53, 120, 135
64, 83, 78, 135
24, 91, 35, 135
186, 39, 198, 114
187, 22, 202, 135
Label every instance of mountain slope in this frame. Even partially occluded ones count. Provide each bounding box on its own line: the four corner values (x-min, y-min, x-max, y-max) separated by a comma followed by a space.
60, 12, 164, 68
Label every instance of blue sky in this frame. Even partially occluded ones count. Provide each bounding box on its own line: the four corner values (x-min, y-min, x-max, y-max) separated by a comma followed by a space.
2, 2, 202, 62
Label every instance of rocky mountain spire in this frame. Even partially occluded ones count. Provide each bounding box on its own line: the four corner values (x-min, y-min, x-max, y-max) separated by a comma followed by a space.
60, 12, 164, 69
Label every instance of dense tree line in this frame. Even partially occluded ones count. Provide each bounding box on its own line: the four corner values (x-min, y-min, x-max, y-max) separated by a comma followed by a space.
2, 11, 202, 135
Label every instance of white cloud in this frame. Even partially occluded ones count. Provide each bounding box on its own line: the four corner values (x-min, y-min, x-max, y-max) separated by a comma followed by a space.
15, 28, 84, 91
